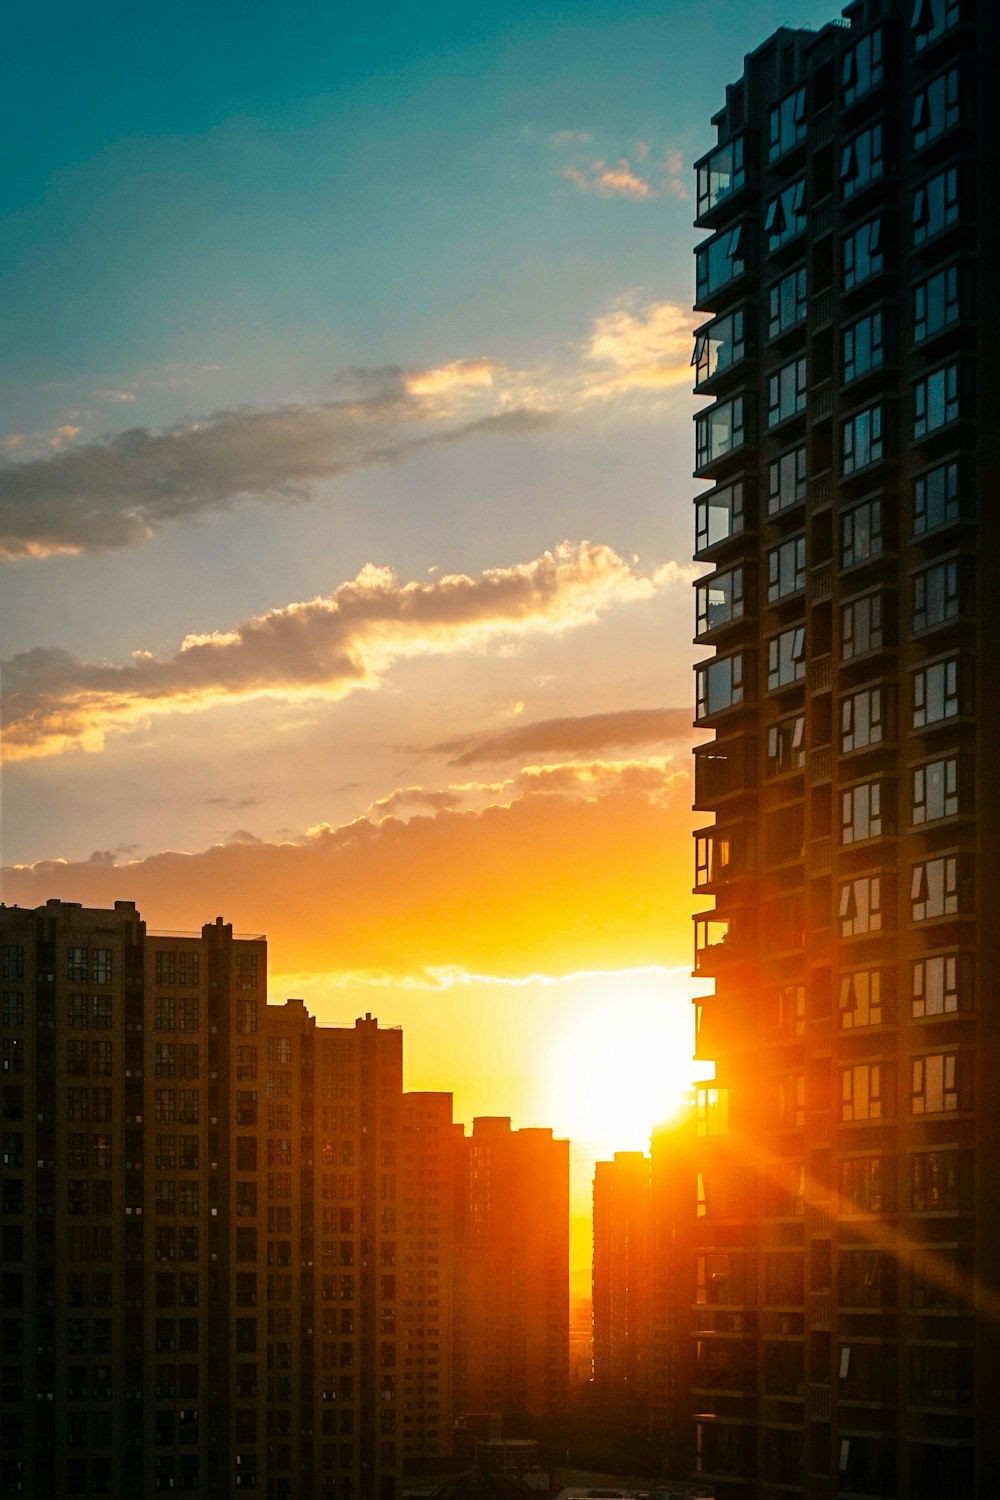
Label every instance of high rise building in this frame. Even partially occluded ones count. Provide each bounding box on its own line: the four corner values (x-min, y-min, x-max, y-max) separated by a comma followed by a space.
454, 1117, 569, 1426
690, 1, 999, 1495
0, 900, 443, 1500
592, 1151, 653, 1399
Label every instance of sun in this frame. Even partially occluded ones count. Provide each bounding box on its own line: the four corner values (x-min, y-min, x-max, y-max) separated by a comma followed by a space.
541, 968, 714, 1160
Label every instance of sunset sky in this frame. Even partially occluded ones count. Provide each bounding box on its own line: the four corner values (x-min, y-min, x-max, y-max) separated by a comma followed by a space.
1, 0, 834, 1261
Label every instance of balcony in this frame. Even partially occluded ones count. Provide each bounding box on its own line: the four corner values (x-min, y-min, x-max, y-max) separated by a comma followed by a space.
693, 737, 757, 809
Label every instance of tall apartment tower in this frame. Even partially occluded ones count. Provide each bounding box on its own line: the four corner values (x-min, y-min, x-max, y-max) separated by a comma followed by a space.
592, 1151, 653, 1399
690, 2, 1000, 1496
454, 1117, 569, 1426
0, 901, 418, 1500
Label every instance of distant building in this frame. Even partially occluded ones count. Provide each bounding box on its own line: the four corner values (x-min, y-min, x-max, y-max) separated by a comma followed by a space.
455, 1117, 569, 1425
592, 1152, 653, 1400
0, 899, 461, 1500
690, 0, 1000, 1494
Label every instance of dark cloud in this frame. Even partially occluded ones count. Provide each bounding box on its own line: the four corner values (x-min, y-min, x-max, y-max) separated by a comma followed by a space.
436, 706, 695, 765
0, 381, 559, 560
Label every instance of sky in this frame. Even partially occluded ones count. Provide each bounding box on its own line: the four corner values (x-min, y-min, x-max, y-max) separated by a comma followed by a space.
1, 0, 839, 1263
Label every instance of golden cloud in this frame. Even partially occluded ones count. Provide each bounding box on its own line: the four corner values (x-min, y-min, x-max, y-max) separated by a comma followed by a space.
2, 542, 670, 761
1, 784, 697, 981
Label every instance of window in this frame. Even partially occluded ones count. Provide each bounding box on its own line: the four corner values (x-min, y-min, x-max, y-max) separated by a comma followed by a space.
767, 357, 806, 428
841, 591, 883, 660
912, 1051, 970, 1113
696, 135, 745, 218
236, 955, 258, 991
767, 626, 805, 690
774, 984, 805, 1038
842, 404, 883, 474
2, 993, 23, 1028
840, 1155, 893, 1214
696, 395, 746, 468
913, 757, 959, 823
912, 165, 960, 246
840, 123, 884, 198
841, 685, 885, 752
768, 445, 806, 514
915, 362, 961, 438
1, 946, 24, 982
843, 310, 885, 384
770, 1071, 804, 1128
696, 568, 744, 635
841, 782, 884, 845
693, 308, 746, 386
842, 497, 882, 568
696, 223, 747, 303
155, 1043, 176, 1078
768, 266, 807, 338
912, 0, 961, 48
766, 714, 805, 776
911, 1149, 971, 1214
764, 177, 806, 252
695, 480, 744, 554
842, 27, 883, 106
178, 1089, 199, 1124
912, 952, 970, 1018
177, 997, 199, 1031
696, 654, 744, 719
235, 997, 256, 1034
177, 951, 199, 987
155, 1090, 176, 1124
67, 947, 88, 982
68, 994, 89, 1029
767, 535, 806, 601
913, 67, 960, 149
841, 1062, 887, 1121
913, 558, 960, 632
914, 263, 961, 343
768, 88, 806, 161
91, 949, 112, 985
912, 657, 963, 727
268, 1036, 292, 1065
911, 854, 965, 921
838, 875, 883, 937
914, 459, 961, 533
155, 951, 177, 986
235, 1045, 257, 1080
843, 217, 883, 291
840, 969, 884, 1030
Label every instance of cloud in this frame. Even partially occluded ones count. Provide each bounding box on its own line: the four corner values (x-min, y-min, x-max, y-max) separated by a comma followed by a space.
0, 374, 557, 561
0, 784, 696, 981
369, 786, 465, 818
516, 755, 689, 803
436, 706, 695, 765
403, 359, 503, 397
1, 542, 666, 761
581, 299, 694, 394
563, 160, 658, 200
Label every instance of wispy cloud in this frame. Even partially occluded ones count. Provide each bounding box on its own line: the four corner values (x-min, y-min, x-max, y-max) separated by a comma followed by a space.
0, 372, 555, 561
2, 542, 670, 761
0, 299, 695, 562
434, 706, 695, 766
554, 131, 689, 202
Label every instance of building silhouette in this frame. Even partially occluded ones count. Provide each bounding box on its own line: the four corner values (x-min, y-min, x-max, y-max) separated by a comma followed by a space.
690, 1, 999, 1495
0, 899, 571, 1497
454, 1117, 569, 1427
592, 1152, 653, 1400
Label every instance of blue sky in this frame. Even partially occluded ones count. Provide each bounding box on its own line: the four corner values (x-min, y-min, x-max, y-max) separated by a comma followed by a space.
3, 0, 841, 1206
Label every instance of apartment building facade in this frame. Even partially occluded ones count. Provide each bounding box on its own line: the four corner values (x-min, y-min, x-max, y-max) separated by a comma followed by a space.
0, 900, 430, 1500
454, 1117, 569, 1426
592, 1151, 654, 1399
690, 1, 1000, 1495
